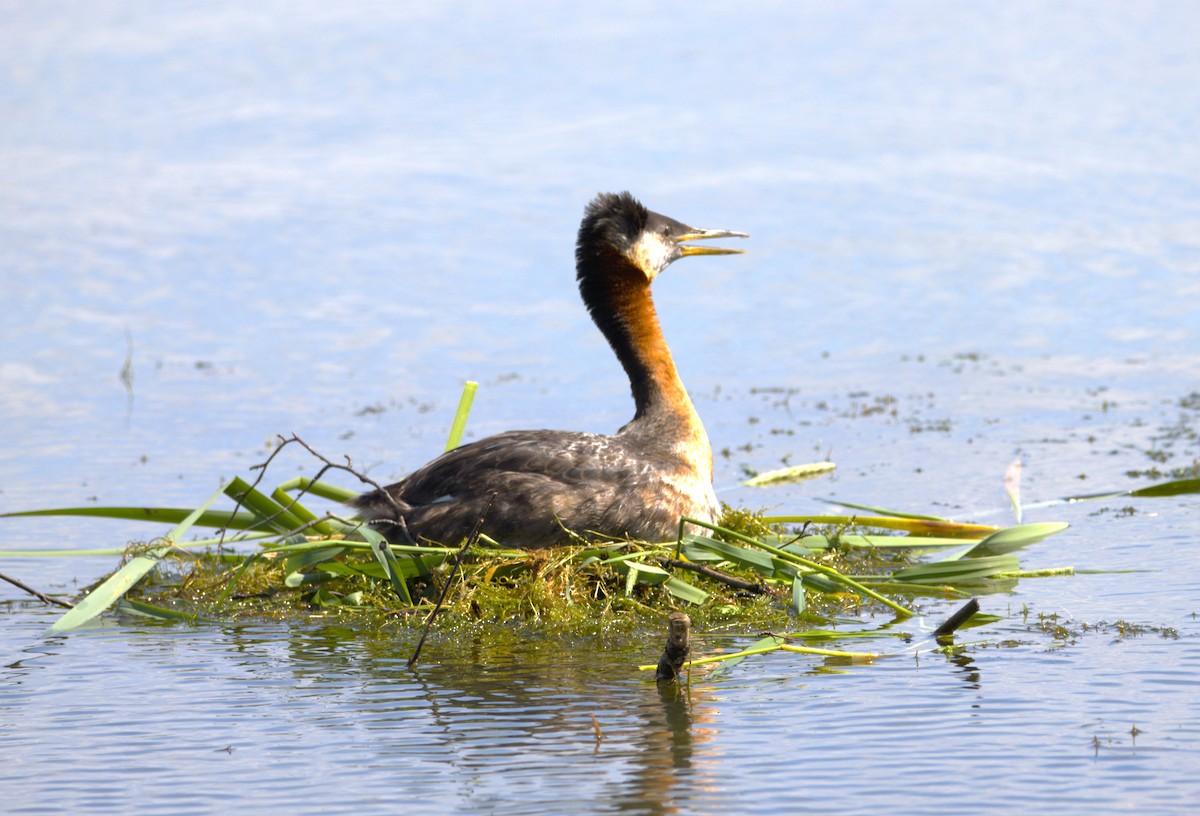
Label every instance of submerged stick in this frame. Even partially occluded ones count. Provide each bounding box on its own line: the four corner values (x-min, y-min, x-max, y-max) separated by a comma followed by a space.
0, 570, 74, 609
655, 612, 692, 682
657, 557, 768, 595
406, 494, 494, 670
932, 598, 981, 639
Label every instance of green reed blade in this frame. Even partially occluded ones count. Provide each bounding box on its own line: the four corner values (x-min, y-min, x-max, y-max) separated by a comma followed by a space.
49, 486, 225, 633
679, 516, 913, 618
362, 528, 414, 605
1126, 477, 1200, 497
444, 380, 479, 451
742, 462, 836, 487
791, 574, 806, 615
614, 560, 671, 587
275, 477, 359, 503
891, 554, 1021, 583
116, 598, 214, 624
761, 514, 998, 538
957, 522, 1070, 559
814, 499, 949, 521
0, 506, 262, 530
224, 477, 305, 533
270, 486, 336, 536
663, 575, 710, 605
802, 534, 967, 550
1063, 476, 1200, 503
0, 530, 276, 558
682, 535, 778, 574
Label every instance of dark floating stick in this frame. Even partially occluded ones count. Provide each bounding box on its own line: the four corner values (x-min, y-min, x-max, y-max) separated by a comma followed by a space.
933, 598, 981, 639
655, 612, 692, 682
0, 570, 74, 609
657, 557, 768, 595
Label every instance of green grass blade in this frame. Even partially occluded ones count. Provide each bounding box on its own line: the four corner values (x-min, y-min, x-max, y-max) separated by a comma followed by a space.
283, 546, 347, 573
275, 477, 360, 503
675, 540, 728, 562
761, 514, 998, 538
680, 516, 912, 617
663, 575, 709, 605
0, 506, 262, 530
682, 535, 779, 574
270, 487, 336, 536
444, 380, 478, 451
363, 528, 414, 605
742, 462, 836, 487
115, 598, 213, 624
1126, 477, 1200, 498
1064, 476, 1200, 502
261, 538, 347, 555
49, 548, 171, 632
614, 560, 671, 586
0, 530, 277, 558
215, 553, 263, 604
891, 554, 1021, 584
958, 522, 1070, 558
800, 534, 968, 551
858, 580, 970, 597
224, 477, 305, 532
814, 499, 949, 521
49, 486, 225, 633
801, 573, 847, 594
698, 635, 785, 677
791, 574, 806, 615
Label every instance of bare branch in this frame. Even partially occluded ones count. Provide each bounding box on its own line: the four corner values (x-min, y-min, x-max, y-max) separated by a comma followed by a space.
657, 557, 770, 595
0, 570, 74, 609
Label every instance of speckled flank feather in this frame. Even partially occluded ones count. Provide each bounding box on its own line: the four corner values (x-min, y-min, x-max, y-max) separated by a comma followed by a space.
351, 192, 741, 548
352, 427, 719, 548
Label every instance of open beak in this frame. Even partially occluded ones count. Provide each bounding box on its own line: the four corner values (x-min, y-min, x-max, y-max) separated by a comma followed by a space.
675, 227, 750, 257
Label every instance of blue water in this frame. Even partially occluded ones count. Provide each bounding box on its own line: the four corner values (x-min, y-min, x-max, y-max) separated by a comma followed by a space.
2, 2, 1199, 813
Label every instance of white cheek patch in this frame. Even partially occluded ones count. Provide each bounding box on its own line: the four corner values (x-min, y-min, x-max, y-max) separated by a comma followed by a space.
630, 234, 674, 280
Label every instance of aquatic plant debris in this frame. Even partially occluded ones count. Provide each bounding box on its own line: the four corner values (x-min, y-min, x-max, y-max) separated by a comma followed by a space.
742, 462, 836, 487
6, 456, 1074, 640
11, 381, 1193, 641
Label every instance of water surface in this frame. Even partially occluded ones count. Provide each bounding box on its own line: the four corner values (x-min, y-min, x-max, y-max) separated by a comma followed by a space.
2, 2, 1199, 813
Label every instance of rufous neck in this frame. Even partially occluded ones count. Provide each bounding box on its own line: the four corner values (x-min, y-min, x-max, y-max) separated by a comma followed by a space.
578, 255, 698, 427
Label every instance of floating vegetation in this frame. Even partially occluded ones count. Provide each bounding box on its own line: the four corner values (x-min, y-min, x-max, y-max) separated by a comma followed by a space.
3, 382, 1197, 669
2, 476, 1015, 633
4, 472, 1065, 638
742, 462, 836, 487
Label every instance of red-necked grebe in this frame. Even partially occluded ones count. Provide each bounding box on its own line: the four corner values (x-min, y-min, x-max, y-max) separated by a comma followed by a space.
352, 191, 747, 547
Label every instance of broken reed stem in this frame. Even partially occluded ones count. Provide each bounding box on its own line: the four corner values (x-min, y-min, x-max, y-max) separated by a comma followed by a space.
655, 612, 692, 681
932, 598, 981, 639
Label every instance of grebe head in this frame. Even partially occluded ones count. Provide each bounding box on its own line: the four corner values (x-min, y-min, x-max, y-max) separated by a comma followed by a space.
577, 192, 748, 282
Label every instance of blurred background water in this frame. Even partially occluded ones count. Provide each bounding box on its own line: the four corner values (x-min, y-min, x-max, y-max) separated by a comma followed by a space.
2, 2, 1198, 813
